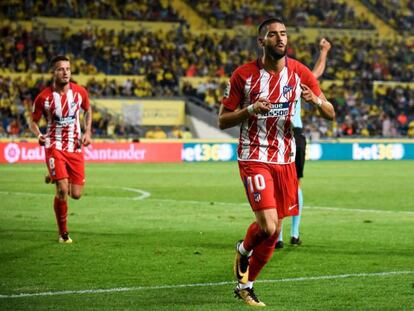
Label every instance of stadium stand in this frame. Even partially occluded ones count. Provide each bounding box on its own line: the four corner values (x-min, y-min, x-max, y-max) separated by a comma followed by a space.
1, 1, 414, 139
0, 0, 183, 22
185, 0, 375, 29
361, 0, 414, 33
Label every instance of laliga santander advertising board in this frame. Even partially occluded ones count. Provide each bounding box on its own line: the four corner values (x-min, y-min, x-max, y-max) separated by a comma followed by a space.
2, 141, 414, 164
0, 142, 182, 164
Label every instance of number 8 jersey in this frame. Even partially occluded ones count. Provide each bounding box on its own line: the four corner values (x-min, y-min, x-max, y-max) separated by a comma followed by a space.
32, 82, 90, 153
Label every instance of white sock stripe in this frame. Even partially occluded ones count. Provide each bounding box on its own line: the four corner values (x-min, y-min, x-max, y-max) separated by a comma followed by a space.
0, 271, 411, 299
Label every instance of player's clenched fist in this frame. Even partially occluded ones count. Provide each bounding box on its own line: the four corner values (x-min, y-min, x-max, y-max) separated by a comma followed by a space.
252, 98, 271, 115
38, 134, 46, 146
319, 38, 331, 52
82, 131, 92, 146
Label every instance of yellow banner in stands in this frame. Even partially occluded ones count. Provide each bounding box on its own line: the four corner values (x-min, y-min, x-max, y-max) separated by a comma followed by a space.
93, 99, 185, 126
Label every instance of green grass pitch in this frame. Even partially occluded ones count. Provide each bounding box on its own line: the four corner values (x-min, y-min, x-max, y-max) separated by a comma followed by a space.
0, 161, 413, 310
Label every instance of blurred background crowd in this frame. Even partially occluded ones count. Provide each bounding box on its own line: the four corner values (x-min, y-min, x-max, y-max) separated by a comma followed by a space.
1, 0, 414, 139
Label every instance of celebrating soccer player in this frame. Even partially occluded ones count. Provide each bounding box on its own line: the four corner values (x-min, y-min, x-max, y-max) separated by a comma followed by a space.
30, 55, 92, 244
218, 18, 335, 307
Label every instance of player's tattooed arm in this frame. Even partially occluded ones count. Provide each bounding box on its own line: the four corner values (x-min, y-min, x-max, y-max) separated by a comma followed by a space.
82, 106, 92, 146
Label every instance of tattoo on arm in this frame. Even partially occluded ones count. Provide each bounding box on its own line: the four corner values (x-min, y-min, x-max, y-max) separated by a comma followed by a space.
84, 107, 92, 133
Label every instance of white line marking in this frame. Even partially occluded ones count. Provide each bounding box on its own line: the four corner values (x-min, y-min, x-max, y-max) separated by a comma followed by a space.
0, 271, 411, 299
0, 191, 50, 197
0, 191, 413, 215
305, 205, 414, 215
120, 187, 150, 200
145, 198, 414, 216
0, 187, 151, 201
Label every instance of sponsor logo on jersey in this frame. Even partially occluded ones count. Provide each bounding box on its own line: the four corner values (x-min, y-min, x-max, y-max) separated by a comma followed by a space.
259, 101, 296, 118
54, 115, 76, 126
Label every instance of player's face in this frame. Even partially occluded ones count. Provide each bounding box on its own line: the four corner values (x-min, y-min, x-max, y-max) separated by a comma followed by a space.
53, 61, 71, 86
262, 22, 288, 60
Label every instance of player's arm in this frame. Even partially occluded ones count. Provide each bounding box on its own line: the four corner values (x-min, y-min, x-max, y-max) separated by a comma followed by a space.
30, 96, 46, 146
82, 105, 92, 146
29, 117, 46, 146
312, 38, 331, 79
301, 84, 335, 120
218, 69, 271, 129
218, 98, 271, 129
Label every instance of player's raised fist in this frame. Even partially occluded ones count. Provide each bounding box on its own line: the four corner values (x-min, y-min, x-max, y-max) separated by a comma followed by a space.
319, 38, 331, 52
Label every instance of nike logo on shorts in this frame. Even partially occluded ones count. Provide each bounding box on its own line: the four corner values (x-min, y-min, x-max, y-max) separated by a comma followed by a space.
288, 204, 298, 210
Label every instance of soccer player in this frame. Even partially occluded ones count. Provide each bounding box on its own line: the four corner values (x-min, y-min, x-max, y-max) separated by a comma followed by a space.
30, 55, 92, 244
276, 38, 332, 248
218, 18, 335, 307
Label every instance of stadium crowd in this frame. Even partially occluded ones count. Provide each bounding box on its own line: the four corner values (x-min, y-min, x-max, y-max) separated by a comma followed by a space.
186, 0, 374, 29
362, 0, 414, 32
2, 70, 413, 140
1, 0, 182, 22
2, 24, 413, 82
182, 78, 414, 139
0, 24, 253, 79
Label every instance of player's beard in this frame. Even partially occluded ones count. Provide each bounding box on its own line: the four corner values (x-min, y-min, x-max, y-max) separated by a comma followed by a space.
266, 44, 287, 61
55, 78, 70, 88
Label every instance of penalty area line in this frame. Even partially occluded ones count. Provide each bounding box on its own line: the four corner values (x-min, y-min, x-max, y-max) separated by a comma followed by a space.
0, 270, 412, 299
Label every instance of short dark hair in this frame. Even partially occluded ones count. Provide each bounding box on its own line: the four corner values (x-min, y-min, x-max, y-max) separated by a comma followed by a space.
50, 55, 70, 70
258, 17, 285, 35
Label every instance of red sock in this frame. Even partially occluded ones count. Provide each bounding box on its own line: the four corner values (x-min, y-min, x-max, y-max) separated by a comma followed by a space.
54, 196, 68, 235
243, 222, 269, 251
248, 232, 279, 281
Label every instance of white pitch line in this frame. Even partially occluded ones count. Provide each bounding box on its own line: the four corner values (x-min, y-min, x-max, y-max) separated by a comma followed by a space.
1, 191, 414, 216
121, 187, 151, 200
0, 187, 151, 201
144, 198, 414, 216
305, 205, 414, 215
0, 271, 411, 299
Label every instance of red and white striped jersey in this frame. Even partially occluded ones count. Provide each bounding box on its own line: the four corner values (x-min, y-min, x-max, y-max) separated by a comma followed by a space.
221, 58, 321, 164
32, 82, 90, 153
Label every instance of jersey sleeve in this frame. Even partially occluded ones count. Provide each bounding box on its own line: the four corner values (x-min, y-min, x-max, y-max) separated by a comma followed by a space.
221, 69, 245, 111
79, 86, 90, 111
32, 94, 44, 122
298, 63, 321, 96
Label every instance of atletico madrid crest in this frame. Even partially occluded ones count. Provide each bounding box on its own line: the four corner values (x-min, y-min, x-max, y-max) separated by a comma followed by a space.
282, 85, 293, 100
